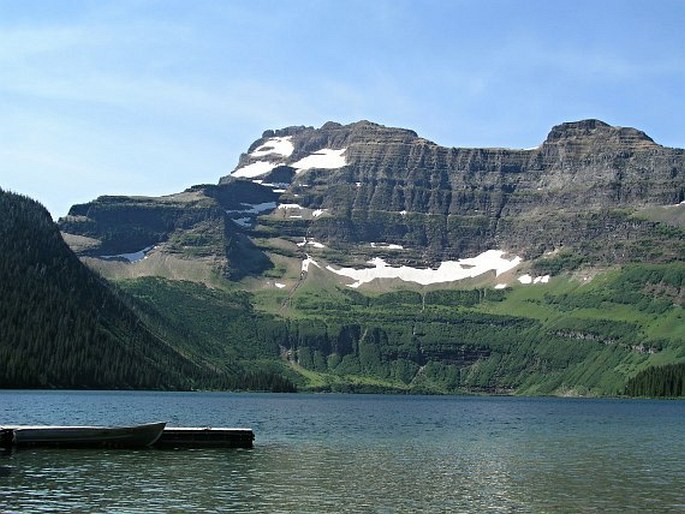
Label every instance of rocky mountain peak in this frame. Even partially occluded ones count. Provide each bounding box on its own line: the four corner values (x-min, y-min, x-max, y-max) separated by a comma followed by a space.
543, 119, 657, 149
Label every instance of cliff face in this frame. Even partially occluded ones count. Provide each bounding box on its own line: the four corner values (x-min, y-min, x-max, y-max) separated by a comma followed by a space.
60, 119, 685, 278
218, 118, 684, 262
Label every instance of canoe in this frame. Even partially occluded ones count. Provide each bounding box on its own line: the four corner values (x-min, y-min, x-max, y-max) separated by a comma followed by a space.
8, 422, 166, 449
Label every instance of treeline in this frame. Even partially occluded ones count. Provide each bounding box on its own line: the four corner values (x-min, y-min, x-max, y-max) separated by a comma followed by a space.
625, 362, 685, 397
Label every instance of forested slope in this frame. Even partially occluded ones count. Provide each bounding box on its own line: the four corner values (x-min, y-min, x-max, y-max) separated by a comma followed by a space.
0, 189, 211, 389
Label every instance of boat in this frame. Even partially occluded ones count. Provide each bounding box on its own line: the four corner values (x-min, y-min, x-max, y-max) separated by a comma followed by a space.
6, 422, 166, 449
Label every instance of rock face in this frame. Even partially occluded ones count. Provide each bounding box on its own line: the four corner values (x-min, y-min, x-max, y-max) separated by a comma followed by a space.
60, 119, 685, 278
221, 118, 684, 262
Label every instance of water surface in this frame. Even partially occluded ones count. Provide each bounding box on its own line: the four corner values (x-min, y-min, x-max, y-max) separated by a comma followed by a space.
1, 391, 683, 512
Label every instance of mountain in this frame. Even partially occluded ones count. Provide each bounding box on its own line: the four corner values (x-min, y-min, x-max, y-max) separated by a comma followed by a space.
222, 118, 683, 263
61, 119, 684, 275
52, 120, 685, 396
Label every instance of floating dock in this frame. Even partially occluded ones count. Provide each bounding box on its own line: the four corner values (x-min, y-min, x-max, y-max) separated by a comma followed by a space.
156, 427, 254, 449
0, 425, 254, 450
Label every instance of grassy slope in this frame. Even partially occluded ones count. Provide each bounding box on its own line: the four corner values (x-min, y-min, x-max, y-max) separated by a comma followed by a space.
250, 261, 684, 396
111, 258, 683, 397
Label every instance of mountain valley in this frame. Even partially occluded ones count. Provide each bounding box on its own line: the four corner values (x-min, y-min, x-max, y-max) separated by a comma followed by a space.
3, 119, 683, 396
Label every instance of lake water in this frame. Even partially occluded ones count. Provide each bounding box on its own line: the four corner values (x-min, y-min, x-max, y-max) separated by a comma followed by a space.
1, 391, 683, 513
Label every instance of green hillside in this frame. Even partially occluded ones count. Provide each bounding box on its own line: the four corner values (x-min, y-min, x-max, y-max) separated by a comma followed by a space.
115, 261, 684, 397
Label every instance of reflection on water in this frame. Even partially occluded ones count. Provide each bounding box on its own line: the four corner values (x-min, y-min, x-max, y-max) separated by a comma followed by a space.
1, 392, 684, 513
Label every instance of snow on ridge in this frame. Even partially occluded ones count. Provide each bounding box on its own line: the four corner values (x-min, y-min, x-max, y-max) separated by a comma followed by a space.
232, 161, 279, 178
250, 137, 294, 158
326, 249, 522, 288
233, 147, 346, 179
100, 245, 155, 263
292, 148, 347, 173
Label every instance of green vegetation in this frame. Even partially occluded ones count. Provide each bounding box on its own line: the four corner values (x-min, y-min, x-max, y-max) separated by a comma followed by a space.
242, 260, 684, 397
625, 362, 685, 397
119, 277, 295, 391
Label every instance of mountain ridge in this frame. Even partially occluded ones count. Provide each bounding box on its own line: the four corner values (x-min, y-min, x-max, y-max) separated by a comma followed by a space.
60, 118, 684, 284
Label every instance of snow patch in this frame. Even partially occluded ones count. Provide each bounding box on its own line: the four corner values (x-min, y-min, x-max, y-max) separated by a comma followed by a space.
275, 282, 287, 289
226, 202, 276, 215
370, 242, 404, 250
494, 283, 508, 289
259, 181, 291, 190
292, 148, 347, 172
312, 208, 328, 218
302, 255, 321, 273
518, 274, 550, 285
327, 250, 522, 288
232, 160, 279, 179
399, 210, 407, 216
100, 245, 155, 263
298, 238, 325, 249
278, 203, 303, 210
250, 137, 294, 158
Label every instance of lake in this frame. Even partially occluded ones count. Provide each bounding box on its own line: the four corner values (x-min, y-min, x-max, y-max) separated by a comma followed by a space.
1, 391, 683, 512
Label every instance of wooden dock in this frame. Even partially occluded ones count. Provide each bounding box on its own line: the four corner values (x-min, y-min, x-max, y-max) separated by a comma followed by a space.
1, 425, 254, 450
156, 427, 254, 449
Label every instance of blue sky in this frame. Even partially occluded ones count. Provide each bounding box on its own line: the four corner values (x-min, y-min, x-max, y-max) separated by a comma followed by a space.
1, 0, 683, 218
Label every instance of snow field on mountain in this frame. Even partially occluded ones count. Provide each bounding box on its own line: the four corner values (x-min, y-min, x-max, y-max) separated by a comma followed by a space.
250, 137, 294, 158
290, 149, 347, 172
231, 161, 279, 178
325, 250, 522, 288
231, 147, 347, 178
